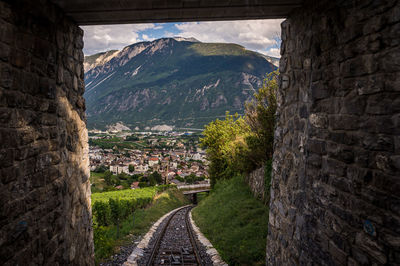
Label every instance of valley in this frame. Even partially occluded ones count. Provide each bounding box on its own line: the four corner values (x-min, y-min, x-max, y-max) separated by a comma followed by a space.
84, 37, 277, 129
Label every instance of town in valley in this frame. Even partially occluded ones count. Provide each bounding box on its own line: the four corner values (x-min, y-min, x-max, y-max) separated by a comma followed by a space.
88, 127, 209, 192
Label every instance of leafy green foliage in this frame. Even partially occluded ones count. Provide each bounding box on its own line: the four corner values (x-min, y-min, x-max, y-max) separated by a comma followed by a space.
125, 134, 139, 141
200, 112, 250, 186
93, 201, 110, 226
109, 198, 122, 237
243, 70, 278, 168
200, 71, 278, 187
91, 185, 171, 204
93, 189, 189, 264
104, 171, 113, 186
94, 165, 108, 173
192, 175, 269, 265
264, 160, 272, 204
148, 171, 162, 186
185, 173, 205, 184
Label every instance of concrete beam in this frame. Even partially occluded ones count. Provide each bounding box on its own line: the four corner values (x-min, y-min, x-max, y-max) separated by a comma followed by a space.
50, 0, 303, 25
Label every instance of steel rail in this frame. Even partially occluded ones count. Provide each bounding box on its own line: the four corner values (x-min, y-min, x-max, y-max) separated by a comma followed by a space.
185, 207, 203, 266
146, 206, 203, 266
146, 207, 182, 266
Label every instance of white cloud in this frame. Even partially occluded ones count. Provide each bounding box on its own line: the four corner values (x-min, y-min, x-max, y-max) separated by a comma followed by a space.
82, 24, 156, 55
142, 34, 155, 41
265, 48, 281, 58
163, 31, 175, 37
153, 25, 164, 30
175, 19, 283, 57
81, 20, 283, 57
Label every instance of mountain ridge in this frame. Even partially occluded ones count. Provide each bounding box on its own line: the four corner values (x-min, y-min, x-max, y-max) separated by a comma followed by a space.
84, 37, 277, 129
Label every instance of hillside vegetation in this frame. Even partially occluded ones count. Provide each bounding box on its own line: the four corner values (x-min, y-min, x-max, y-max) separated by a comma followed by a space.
84, 38, 277, 129
192, 71, 277, 265
92, 187, 189, 264
192, 175, 269, 265
200, 71, 278, 187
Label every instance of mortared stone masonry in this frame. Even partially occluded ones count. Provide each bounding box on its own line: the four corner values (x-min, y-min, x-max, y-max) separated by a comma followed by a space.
268, 0, 400, 265
0, 0, 94, 265
0, 0, 399, 265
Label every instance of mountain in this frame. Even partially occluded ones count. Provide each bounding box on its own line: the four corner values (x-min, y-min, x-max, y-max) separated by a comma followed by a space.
84, 50, 119, 72
84, 37, 277, 130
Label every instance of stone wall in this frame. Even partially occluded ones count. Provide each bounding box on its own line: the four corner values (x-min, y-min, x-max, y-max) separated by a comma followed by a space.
267, 0, 400, 265
0, 0, 94, 265
245, 166, 267, 203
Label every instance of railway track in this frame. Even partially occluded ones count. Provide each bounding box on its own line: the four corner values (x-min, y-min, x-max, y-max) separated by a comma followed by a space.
145, 206, 204, 266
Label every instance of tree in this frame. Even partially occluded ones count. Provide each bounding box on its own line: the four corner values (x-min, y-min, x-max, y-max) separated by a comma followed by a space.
104, 171, 113, 186
128, 165, 135, 172
200, 112, 250, 186
243, 70, 278, 170
94, 165, 107, 173
150, 171, 162, 184
200, 71, 278, 186
125, 134, 139, 141
117, 172, 128, 180
92, 201, 110, 226
109, 198, 122, 238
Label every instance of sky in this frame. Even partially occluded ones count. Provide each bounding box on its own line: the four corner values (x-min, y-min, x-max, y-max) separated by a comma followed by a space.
82, 19, 283, 58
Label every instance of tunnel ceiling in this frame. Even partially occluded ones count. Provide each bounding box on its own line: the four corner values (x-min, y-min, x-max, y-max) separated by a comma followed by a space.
50, 0, 303, 25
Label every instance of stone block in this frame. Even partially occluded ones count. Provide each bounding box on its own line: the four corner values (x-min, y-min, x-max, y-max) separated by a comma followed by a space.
307, 139, 327, 155
10, 50, 30, 69
340, 54, 378, 77
355, 232, 387, 264
322, 157, 347, 177
0, 42, 10, 62
329, 240, 348, 265
0, 21, 14, 45
329, 114, 360, 130
327, 142, 354, 164
309, 113, 328, 129
366, 93, 399, 115
312, 98, 339, 114
379, 49, 400, 72
0, 62, 13, 88
0, 148, 14, 168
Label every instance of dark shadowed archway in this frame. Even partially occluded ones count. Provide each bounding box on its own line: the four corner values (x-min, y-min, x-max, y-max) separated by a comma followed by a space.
0, 0, 399, 265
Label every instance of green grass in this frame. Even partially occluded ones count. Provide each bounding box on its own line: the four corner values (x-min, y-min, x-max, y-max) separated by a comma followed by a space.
189, 43, 252, 56
90, 172, 106, 190
94, 189, 189, 264
196, 192, 209, 203
91, 186, 163, 204
192, 175, 269, 265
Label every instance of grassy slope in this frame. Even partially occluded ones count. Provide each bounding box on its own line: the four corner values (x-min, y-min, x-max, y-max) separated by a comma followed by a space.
90, 172, 106, 190
192, 175, 269, 265
94, 189, 189, 264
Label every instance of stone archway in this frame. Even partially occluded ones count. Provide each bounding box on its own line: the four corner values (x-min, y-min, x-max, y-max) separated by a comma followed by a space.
1, 0, 399, 265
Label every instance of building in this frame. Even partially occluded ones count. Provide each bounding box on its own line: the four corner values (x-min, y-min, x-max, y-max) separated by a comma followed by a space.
136, 164, 149, 173
192, 153, 202, 161
148, 157, 159, 167
110, 164, 129, 175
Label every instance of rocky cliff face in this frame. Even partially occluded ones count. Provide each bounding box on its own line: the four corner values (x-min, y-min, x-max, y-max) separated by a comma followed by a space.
84, 38, 277, 129
84, 50, 119, 72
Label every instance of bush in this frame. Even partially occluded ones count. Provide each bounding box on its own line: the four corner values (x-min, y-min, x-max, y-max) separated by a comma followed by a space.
93, 226, 114, 262
192, 175, 269, 265
200, 71, 278, 187
93, 188, 188, 263
94, 165, 108, 173
93, 201, 110, 226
